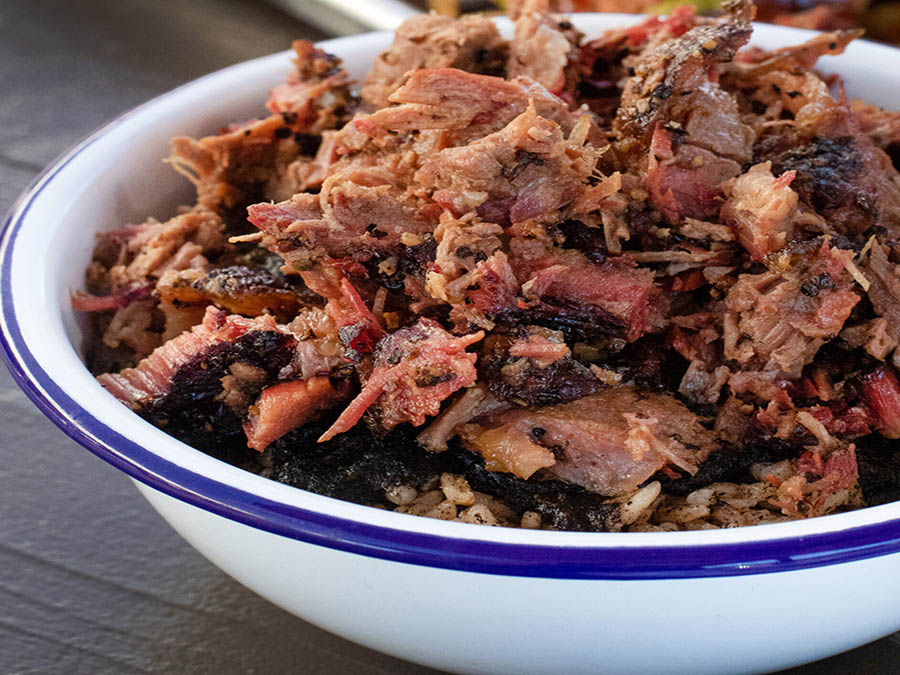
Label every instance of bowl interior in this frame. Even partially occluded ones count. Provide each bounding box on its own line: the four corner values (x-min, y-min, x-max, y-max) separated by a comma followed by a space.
5, 14, 900, 566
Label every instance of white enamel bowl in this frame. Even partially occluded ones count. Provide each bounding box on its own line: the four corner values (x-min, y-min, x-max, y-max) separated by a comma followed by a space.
3, 15, 900, 675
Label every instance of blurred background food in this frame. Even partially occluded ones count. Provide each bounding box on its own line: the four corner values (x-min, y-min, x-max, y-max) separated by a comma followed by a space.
280, 0, 899, 41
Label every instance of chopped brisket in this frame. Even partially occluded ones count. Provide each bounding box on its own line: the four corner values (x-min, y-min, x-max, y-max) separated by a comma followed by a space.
521, 260, 657, 342
354, 68, 587, 147
416, 103, 603, 225
324, 277, 385, 361
170, 43, 353, 226
607, 334, 688, 391
86, 208, 226, 294
724, 240, 861, 376
320, 319, 483, 441
461, 387, 716, 496
678, 360, 731, 405
615, 0, 755, 157
248, 184, 440, 271
244, 376, 348, 452
478, 329, 604, 406
99, 306, 345, 458
507, 0, 581, 94
71, 283, 152, 313
746, 66, 900, 238
169, 117, 301, 227
721, 162, 798, 260
137, 328, 298, 460
360, 14, 507, 110
861, 365, 900, 439
645, 137, 744, 221
155, 265, 306, 321
265, 41, 356, 130
765, 136, 879, 231
840, 318, 898, 361
426, 214, 516, 330
770, 444, 861, 518
851, 100, 900, 169
862, 242, 900, 352
417, 384, 508, 453
612, 2, 758, 223
97, 307, 278, 407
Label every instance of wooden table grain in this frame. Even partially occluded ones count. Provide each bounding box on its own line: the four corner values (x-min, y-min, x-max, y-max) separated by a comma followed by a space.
1, 1, 899, 673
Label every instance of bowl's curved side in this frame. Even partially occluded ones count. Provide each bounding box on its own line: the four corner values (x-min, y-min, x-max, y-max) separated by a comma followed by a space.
138, 481, 900, 675
4, 16, 900, 581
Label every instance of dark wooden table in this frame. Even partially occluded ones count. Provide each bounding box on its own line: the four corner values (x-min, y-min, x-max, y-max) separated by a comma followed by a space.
2, 1, 899, 673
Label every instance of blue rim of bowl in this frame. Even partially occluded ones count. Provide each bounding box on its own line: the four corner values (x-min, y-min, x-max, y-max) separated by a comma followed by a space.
4, 50, 900, 582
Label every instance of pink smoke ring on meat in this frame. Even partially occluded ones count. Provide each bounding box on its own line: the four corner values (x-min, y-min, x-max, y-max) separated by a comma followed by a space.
320, 319, 484, 442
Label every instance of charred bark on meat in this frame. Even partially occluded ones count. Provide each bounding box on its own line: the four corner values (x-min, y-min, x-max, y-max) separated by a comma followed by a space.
442, 443, 623, 532
766, 136, 872, 218
478, 332, 604, 406
139, 331, 296, 462
653, 438, 802, 496
856, 435, 900, 506
271, 419, 448, 504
